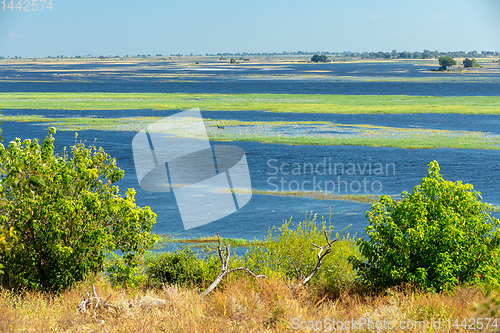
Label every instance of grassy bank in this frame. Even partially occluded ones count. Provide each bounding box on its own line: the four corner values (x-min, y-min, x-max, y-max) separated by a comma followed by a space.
0, 276, 491, 333
1, 92, 500, 114
0, 216, 495, 332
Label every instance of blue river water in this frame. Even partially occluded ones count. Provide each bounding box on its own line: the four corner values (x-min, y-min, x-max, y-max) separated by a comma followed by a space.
1, 119, 499, 240
1, 60, 499, 96
0, 60, 499, 242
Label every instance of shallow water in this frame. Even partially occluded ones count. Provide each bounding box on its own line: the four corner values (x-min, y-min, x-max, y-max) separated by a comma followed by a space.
1, 61, 499, 96
2, 120, 499, 240
1, 60, 499, 240
3, 109, 500, 135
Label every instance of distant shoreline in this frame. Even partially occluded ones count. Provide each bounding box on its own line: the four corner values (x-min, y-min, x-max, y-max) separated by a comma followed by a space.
0, 55, 498, 65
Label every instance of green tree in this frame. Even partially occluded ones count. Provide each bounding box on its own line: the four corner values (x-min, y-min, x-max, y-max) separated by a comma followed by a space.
311, 54, 329, 63
463, 58, 480, 68
438, 56, 457, 70
349, 161, 500, 292
0, 128, 157, 292
0, 107, 14, 275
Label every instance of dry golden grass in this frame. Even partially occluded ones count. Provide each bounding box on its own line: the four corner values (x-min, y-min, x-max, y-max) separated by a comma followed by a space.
0, 275, 494, 333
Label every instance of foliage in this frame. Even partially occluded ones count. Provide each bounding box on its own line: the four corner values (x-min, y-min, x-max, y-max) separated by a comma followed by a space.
0, 128, 157, 292
106, 253, 147, 289
0, 108, 13, 275
463, 58, 480, 68
350, 160, 500, 292
229, 58, 237, 64
245, 212, 359, 290
0, 227, 16, 275
311, 54, 329, 63
145, 249, 219, 288
438, 56, 457, 69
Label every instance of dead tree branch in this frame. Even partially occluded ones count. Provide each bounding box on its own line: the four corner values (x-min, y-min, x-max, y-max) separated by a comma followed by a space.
201, 233, 266, 297
77, 284, 118, 316
300, 230, 338, 286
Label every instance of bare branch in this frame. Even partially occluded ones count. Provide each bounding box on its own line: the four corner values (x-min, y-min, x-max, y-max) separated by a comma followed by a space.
201, 233, 266, 297
77, 284, 119, 316
300, 230, 338, 286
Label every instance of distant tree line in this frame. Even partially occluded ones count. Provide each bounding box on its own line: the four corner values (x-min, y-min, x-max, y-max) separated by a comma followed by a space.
208, 50, 500, 59
2, 50, 499, 60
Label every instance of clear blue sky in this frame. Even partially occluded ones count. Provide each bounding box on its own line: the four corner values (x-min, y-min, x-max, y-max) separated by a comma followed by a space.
0, 0, 499, 57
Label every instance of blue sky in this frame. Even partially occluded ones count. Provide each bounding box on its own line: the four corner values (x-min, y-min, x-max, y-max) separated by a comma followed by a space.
0, 0, 499, 57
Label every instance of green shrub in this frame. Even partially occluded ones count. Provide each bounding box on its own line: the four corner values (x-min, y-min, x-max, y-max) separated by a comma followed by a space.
106, 252, 147, 289
350, 161, 500, 292
145, 249, 219, 288
311, 54, 329, 63
245, 212, 359, 290
0, 129, 157, 292
463, 58, 480, 68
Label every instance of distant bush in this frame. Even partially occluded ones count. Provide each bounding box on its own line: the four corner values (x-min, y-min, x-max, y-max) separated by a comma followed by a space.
311, 54, 329, 63
145, 249, 219, 288
350, 161, 500, 292
0, 129, 157, 292
463, 58, 480, 68
245, 213, 359, 290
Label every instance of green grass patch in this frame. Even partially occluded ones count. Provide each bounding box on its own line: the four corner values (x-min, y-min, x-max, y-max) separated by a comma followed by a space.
1, 92, 500, 114
227, 133, 500, 150
251, 189, 383, 204
2, 115, 500, 150
152, 234, 264, 249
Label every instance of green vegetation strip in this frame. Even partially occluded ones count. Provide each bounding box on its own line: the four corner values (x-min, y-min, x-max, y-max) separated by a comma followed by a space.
2, 115, 500, 150
253, 190, 500, 212
490, 205, 500, 212
1, 92, 500, 114
152, 234, 264, 250
251, 189, 383, 204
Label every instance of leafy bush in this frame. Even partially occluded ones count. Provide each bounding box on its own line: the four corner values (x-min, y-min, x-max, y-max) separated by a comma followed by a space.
350, 161, 500, 292
463, 58, 480, 68
0, 129, 157, 292
145, 249, 219, 288
245, 212, 359, 290
106, 252, 147, 289
311, 54, 329, 63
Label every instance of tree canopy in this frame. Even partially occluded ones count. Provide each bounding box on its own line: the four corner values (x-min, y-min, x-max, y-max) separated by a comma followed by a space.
438, 56, 457, 69
350, 161, 500, 291
463, 58, 480, 68
0, 129, 157, 292
311, 54, 329, 63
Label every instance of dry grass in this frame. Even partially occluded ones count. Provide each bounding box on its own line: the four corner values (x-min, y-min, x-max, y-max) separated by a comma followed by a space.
0, 275, 491, 333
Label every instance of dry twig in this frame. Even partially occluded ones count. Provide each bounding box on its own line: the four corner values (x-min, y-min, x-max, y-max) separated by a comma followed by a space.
300, 229, 337, 286
77, 284, 118, 316
201, 233, 266, 297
